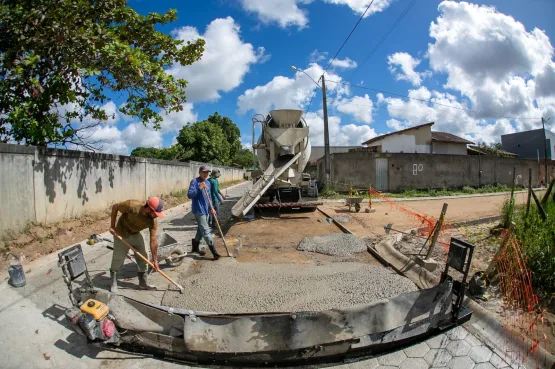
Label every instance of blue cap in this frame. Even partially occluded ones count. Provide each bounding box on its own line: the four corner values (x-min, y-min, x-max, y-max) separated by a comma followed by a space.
199, 165, 211, 172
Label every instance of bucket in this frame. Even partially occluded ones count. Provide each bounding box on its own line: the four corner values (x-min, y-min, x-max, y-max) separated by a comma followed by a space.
8, 264, 26, 288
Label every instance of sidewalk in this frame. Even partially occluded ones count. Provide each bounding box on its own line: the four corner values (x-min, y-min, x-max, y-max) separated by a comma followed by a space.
0, 181, 529, 369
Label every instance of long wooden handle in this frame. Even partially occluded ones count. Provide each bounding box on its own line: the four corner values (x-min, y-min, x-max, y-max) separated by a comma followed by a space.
109, 229, 184, 292
202, 186, 230, 257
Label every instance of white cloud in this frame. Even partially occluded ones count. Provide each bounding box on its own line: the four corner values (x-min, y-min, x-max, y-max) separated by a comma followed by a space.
377, 86, 517, 144
239, 0, 394, 29
310, 49, 328, 63
304, 110, 375, 146
387, 52, 428, 86
121, 123, 163, 149
427, 1, 555, 120
323, 0, 394, 17
81, 126, 128, 155
169, 17, 266, 102
159, 103, 197, 133
240, 0, 312, 28
237, 63, 346, 114
330, 57, 358, 69
333, 94, 374, 123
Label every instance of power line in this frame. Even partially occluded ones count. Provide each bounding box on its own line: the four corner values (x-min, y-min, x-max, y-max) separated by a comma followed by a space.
303, 89, 318, 117
325, 79, 542, 120
348, 0, 417, 82
324, 0, 375, 74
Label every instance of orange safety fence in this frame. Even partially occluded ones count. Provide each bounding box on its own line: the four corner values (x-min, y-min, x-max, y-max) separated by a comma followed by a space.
367, 187, 548, 368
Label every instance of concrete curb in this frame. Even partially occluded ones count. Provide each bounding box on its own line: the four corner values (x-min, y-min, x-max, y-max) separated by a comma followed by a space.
372, 235, 555, 368
320, 188, 545, 203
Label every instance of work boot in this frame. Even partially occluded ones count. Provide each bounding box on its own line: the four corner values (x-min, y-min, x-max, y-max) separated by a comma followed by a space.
191, 238, 206, 256
207, 243, 221, 261
137, 272, 157, 290
109, 270, 118, 293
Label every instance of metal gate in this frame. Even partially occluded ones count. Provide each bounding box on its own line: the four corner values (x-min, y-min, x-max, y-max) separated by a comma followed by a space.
375, 158, 388, 191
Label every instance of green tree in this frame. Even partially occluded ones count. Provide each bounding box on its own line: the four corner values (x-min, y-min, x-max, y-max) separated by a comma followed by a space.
0, 0, 205, 148
130, 147, 163, 159
233, 147, 258, 168
131, 145, 186, 161
207, 112, 241, 158
177, 121, 231, 165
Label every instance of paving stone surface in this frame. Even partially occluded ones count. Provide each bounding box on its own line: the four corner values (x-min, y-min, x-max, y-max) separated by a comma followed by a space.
446, 340, 472, 357
399, 358, 428, 369
448, 356, 476, 369
424, 348, 453, 367
426, 333, 451, 349
489, 353, 510, 368
377, 351, 407, 366
403, 342, 431, 358
475, 363, 496, 369
469, 346, 493, 363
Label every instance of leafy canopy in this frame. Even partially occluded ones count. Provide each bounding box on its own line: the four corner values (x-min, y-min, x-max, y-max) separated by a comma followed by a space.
131, 112, 255, 167
0, 0, 204, 148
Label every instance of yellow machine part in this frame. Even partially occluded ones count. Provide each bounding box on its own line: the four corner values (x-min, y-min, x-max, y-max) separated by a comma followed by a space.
80, 299, 109, 321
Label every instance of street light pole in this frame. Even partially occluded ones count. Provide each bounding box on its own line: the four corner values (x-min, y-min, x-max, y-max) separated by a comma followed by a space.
321, 74, 331, 184
290, 66, 331, 186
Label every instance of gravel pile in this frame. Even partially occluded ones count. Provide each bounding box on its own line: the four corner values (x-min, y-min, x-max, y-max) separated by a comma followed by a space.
162, 260, 417, 313
297, 234, 367, 256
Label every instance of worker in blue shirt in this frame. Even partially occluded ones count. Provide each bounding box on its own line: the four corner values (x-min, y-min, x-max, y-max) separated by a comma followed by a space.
187, 165, 220, 260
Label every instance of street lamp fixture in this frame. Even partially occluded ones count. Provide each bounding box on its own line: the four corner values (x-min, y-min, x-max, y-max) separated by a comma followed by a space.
290, 65, 331, 186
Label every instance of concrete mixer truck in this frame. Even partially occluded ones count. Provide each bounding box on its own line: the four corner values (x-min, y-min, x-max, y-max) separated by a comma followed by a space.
231, 109, 320, 218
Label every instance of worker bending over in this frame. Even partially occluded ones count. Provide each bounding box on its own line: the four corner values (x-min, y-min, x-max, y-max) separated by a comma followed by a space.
109, 197, 164, 292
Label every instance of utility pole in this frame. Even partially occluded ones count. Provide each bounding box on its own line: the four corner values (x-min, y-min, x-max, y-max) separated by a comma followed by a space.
321, 74, 331, 185
542, 117, 550, 186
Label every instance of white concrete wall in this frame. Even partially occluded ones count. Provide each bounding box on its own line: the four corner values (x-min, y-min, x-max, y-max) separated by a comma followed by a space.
381, 135, 431, 153
432, 142, 468, 155
0, 144, 244, 237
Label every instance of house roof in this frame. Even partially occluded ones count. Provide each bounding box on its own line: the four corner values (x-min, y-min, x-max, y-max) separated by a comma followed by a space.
362, 122, 434, 145
467, 145, 517, 157
431, 131, 474, 145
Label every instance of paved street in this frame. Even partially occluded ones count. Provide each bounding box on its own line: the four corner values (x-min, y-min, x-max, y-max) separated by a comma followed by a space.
0, 182, 528, 369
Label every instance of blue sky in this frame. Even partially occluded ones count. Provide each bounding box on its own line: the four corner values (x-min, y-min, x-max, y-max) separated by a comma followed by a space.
91, 0, 555, 154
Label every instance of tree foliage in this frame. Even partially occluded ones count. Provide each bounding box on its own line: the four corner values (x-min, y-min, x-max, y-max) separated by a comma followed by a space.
177, 120, 231, 165
131, 112, 248, 166
233, 147, 258, 168
0, 0, 204, 148
207, 112, 241, 159
130, 145, 185, 161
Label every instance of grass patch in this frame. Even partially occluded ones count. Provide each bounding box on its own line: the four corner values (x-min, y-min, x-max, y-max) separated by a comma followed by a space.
318, 184, 519, 199
513, 199, 555, 293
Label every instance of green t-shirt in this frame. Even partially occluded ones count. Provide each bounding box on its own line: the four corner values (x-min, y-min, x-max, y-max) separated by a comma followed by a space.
208, 177, 220, 204
115, 200, 157, 238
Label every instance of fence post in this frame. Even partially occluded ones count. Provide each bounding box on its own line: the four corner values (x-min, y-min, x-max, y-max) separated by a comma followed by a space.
525, 168, 532, 218
426, 203, 448, 259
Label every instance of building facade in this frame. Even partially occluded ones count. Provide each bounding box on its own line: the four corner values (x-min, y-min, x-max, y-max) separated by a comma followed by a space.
501, 128, 555, 160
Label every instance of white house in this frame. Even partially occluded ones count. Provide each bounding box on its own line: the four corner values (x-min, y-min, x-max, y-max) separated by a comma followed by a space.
361, 122, 473, 155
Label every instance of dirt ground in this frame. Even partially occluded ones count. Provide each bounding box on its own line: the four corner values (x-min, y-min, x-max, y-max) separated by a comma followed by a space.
222, 209, 379, 265
0, 180, 245, 271
319, 190, 538, 239
391, 221, 555, 356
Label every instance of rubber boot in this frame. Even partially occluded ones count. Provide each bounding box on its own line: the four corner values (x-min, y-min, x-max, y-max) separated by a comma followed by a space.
191, 238, 206, 256
109, 270, 118, 293
137, 272, 157, 290
207, 243, 221, 261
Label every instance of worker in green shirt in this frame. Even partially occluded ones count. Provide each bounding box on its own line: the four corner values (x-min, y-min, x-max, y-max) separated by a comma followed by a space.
207, 169, 226, 228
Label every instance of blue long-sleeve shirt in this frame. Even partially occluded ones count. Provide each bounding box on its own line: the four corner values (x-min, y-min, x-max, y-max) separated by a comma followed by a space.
187, 177, 211, 215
